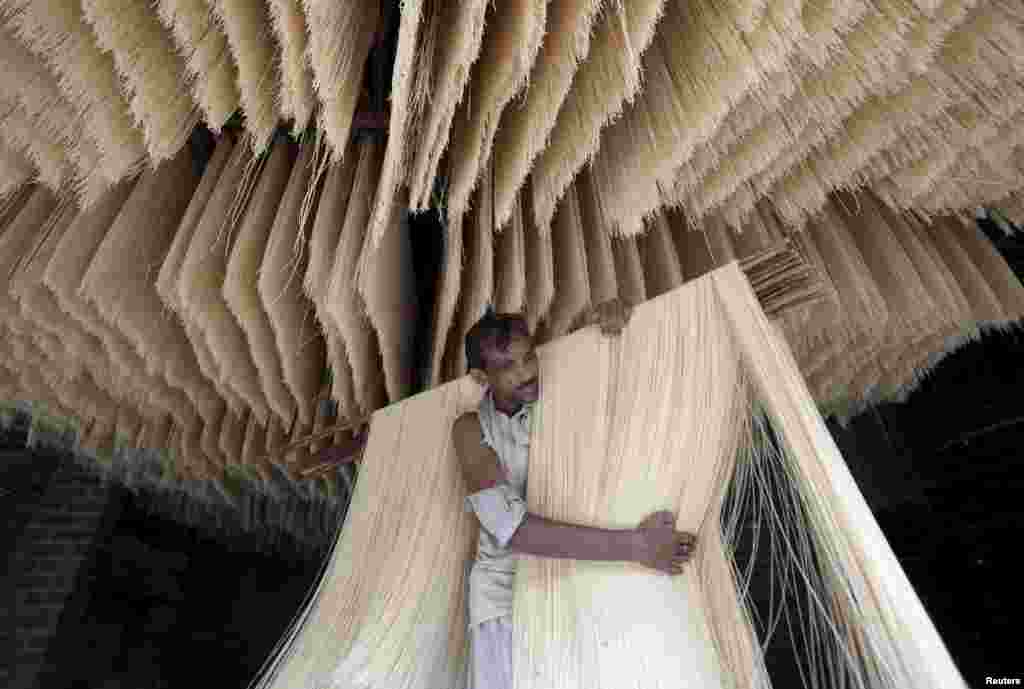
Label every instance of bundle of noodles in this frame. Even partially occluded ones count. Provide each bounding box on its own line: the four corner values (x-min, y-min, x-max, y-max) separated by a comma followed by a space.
200, 400, 228, 468
666, 0, 976, 230
0, 93, 72, 191
865, 204, 975, 401
155, 0, 240, 131
264, 0, 314, 133
926, 215, 1011, 328
303, 0, 376, 160
81, 0, 198, 162
357, 192, 418, 403
493, 193, 527, 314
361, 0, 423, 253
0, 25, 104, 197
259, 140, 327, 429
637, 210, 683, 299
522, 188, 555, 334
544, 183, 591, 339
575, 170, 618, 307
514, 264, 968, 689
254, 377, 483, 689
305, 141, 360, 419
218, 407, 246, 466
240, 409, 267, 473
529, 0, 671, 233
429, 202, 465, 387
263, 414, 289, 482
713, 262, 967, 689
209, 0, 281, 152
832, 192, 941, 414
954, 219, 1024, 323
225, 138, 298, 426
0, 182, 32, 232
79, 150, 221, 428
0, 146, 33, 198
516, 269, 760, 689
0, 0, 145, 183
487, 0, 605, 232
43, 178, 176, 423
768, 2, 1024, 229
446, 183, 494, 380
610, 235, 647, 306
442, 0, 546, 231
156, 135, 242, 416
178, 139, 271, 422
801, 200, 890, 406
405, 0, 490, 212
325, 139, 387, 414
585, 0, 811, 237
0, 186, 57, 326
9, 202, 152, 415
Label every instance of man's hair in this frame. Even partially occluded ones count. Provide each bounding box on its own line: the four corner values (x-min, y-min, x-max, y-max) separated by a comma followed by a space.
465, 310, 530, 371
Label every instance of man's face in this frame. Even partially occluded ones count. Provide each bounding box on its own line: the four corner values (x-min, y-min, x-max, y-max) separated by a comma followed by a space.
481, 333, 540, 406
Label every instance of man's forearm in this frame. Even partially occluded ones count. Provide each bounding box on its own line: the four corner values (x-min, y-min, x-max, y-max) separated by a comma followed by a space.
507, 513, 639, 562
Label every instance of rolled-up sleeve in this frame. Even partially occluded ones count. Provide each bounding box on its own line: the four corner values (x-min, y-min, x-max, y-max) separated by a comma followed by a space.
465, 483, 527, 548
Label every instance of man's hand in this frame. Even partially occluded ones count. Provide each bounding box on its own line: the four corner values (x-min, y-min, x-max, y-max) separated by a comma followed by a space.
589, 298, 633, 336
632, 510, 697, 575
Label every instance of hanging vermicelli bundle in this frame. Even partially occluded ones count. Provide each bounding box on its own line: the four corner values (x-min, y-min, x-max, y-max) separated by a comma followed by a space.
305, 142, 359, 419
79, 149, 219, 428
178, 138, 271, 421
41, 179, 170, 417
255, 377, 483, 689
0, 25, 103, 195
442, 0, 545, 228
545, 183, 591, 339
575, 170, 618, 306
325, 138, 388, 414
488, 0, 606, 233
259, 139, 326, 428
523, 189, 555, 335
637, 210, 684, 299
610, 235, 647, 307
80, 0, 198, 162
0, 94, 72, 191
516, 269, 757, 689
357, 194, 418, 403
493, 194, 527, 314
0, 0, 145, 184
201, 400, 228, 468
210, 0, 281, 152
303, 0, 377, 162
218, 407, 246, 466
156, 135, 243, 417
225, 138, 298, 426
448, 184, 494, 379
430, 203, 465, 387
268, 0, 315, 133
0, 186, 57, 325
529, 0, 668, 233
405, 0, 490, 212
953, 220, 1024, 321
0, 146, 33, 196
362, 0, 424, 253
0, 182, 32, 232
925, 214, 1008, 327
155, 0, 240, 132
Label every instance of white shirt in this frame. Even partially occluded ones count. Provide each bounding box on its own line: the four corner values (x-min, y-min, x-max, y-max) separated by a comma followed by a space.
464, 391, 532, 628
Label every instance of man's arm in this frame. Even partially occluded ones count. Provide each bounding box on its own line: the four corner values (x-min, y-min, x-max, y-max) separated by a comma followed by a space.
453, 414, 694, 575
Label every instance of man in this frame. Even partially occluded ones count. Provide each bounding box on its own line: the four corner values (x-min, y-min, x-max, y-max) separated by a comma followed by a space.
453, 302, 697, 689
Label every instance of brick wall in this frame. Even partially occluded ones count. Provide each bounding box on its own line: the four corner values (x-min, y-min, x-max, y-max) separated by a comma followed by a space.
0, 453, 118, 689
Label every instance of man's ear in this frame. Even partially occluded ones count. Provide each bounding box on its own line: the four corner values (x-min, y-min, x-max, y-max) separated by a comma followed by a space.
468, 368, 488, 388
